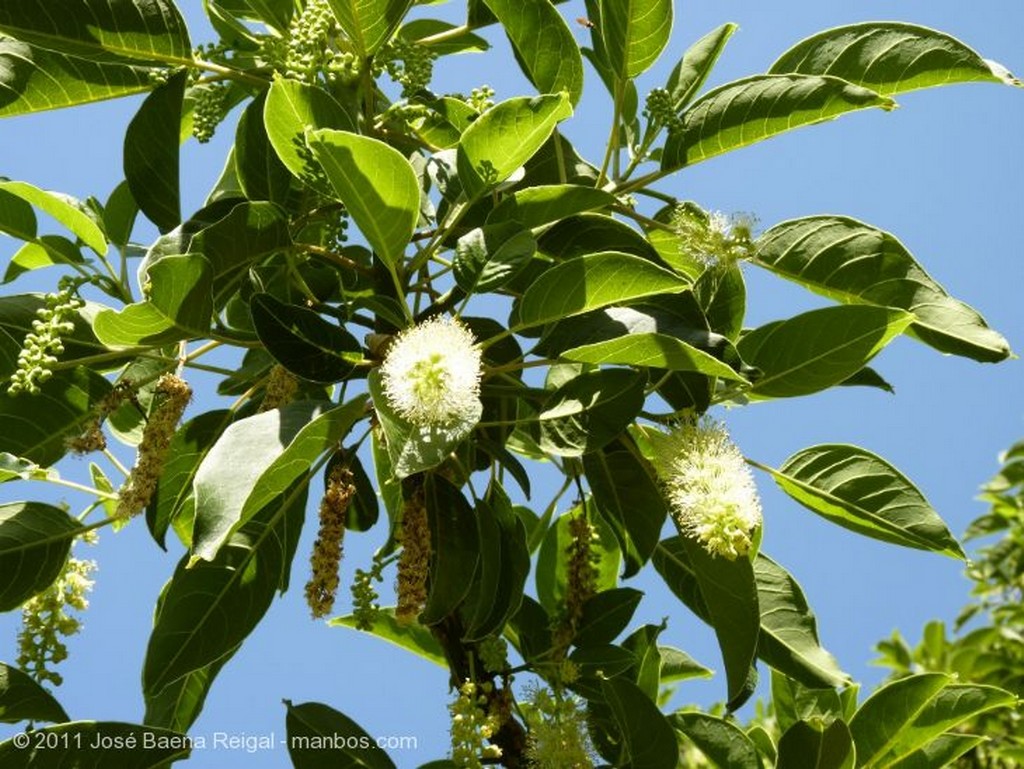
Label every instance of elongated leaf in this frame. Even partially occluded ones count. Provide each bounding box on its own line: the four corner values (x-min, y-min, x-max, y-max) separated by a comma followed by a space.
286, 701, 397, 769
143, 651, 233, 733
0, 181, 105, 254
3, 236, 84, 285
665, 23, 737, 112
453, 222, 536, 295
0, 722, 191, 767
601, 677, 678, 769
850, 675, 950, 767
575, 587, 642, 647
457, 93, 572, 198
330, 608, 446, 667
482, 0, 583, 105
419, 475, 479, 625
0, 662, 69, 724
0, 36, 154, 117
537, 368, 645, 457
192, 398, 366, 562
308, 129, 419, 266
777, 719, 856, 769
235, 91, 292, 206
213, 0, 294, 33
488, 184, 615, 230
601, 0, 673, 79
770, 22, 1021, 96
124, 70, 185, 232
755, 554, 849, 688
888, 733, 986, 769
0, 502, 81, 612
327, 0, 413, 57
0, 1, 191, 65
737, 306, 913, 398
662, 74, 894, 171
671, 711, 762, 769
563, 332, 746, 381
762, 444, 965, 559
517, 251, 688, 329
93, 254, 213, 346
754, 216, 1011, 362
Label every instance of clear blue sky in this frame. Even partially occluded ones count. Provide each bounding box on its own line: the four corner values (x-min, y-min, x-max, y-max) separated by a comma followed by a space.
1, 2, 1022, 765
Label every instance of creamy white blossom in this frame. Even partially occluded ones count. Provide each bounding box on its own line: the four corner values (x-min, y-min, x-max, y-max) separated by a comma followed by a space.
380, 316, 483, 427
652, 417, 762, 560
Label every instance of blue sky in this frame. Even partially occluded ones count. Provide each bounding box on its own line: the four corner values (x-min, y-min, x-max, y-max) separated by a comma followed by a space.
1, 1, 1022, 766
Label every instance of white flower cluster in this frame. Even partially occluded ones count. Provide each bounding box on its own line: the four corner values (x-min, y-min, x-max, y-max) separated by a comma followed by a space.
381, 316, 483, 427
653, 417, 762, 560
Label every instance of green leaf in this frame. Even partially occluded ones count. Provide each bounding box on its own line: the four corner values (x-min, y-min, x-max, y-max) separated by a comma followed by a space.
420, 475, 480, 626
401, 20, 489, 55
665, 23, 737, 112
848, 673, 950, 767
887, 733, 987, 769
264, 78, 356, 195
326, 0, 414, 57
777, 719, 856, 769
213, 0, 295, 33
771, 670, 845, 733
694, 261, 745, 342
4, 236, 85, 285
0, 502, 81, 611
769, 22, 1022, 96
368, 370, 481, 479
601, 0, 673, 79
0, 367, 113, 466
662, 74, 894, 171
601, 676, 679, 769
124, 70, 185, 232
754, 554, 849, 688
737, 306, 913, 398
562, 332, 746, 382
192, 398, 367, 562
670, 711, 762, 769
330, 609, 447, 667
0, 185, 37, 240
875, 684, 1016, 766
481, 0, 584, 105
537, 368, 646, 457
575, 587, 642, 647
517, 251, 688, 330
0, 662, 70, 724
143, 651, 233, 733
536, 502, 620, 616
235, 91, 292, 206
143, 489, 307, 697
0, 453, 55, 484
457, 93, 572, 198
0, 722, 191, 767
0, 181, 106, 255
286, 700, 397, 768
93, 254, 213, 346
659, 646, 713, 683
453, 222, 536, 295
250, 293, 362, 383
308, 128, 419, 266
0, 0, 191, 64
754, 216, 1011, 363
538, 212, 658, 261
0, 36, 154, 117
761, 444, 965, 559
489, 184, 615, 230
102, 180, 138, 248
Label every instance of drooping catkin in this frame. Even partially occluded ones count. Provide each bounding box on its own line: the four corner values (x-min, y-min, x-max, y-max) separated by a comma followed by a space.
305, 465, 356, 618
395, 487, 431, 625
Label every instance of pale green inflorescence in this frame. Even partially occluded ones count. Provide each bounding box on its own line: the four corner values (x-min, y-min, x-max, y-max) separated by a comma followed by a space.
653, 417, 763, 560
522, 684, 595, 769
449, 680, 502, 768
381, 316, 483, 428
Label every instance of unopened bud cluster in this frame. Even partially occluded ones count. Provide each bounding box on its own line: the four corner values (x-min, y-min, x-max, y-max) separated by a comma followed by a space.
476, 635, 509, 675
466, 86, 495, 114
450, 680, 503, 768
379, 38, 437, 98
8, 285, 83, 396
305, 465, 356, 618
395, 487, 431, 625
191, 82, 229, 143
259, 364, 299, 412
265, 0, 358, 85
17, 555, 96, 687
644, 87, 682, 131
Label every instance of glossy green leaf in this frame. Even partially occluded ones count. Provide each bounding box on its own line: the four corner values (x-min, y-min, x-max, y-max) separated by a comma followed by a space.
694, 261, 745, 342
754, 216, 1011, 362
308, 129, 419, 266
264, 78, 356, 195
771, 670, 845, 734
562, 331, 746, 381
0, 662, 70, 724
848, 673, 950, 767
601, 0, 673, 78
488, 184, 615, 229
192, 398, 366, 562
102, 180, 138, 248
0, 181, 105, 255
143, 649, 233, 733
482, 0, 583, 105
457, 93, 572, 198
0, 0, 192, 64
770, 22, 1021, 96
286, 700, 397, 769
671, 711, 762, 769
762, 444, 965, 559
0, 185, 37, 241
250, 293, 362, 383
538, 212, 658, 261
453, 221, 536, 295
537, 368, 646, 457
3, 236, 85, 285
93, 254, 213, 346
330, 609, 447, 667
235, 91, 292, 206
0, 722, 191, 767
327, 0, 414, 57
0, 367, 113, 466
777, 719, 856, 769
601, 676, 679, 769
517, 251, 688, 330
575, 587, 642, 647
0, 37, 154, 117
419, 475, 479, 625
737, 306, 913, 398
755, 554, 849, 688
536, 502, 620, 616
662, 74, 894, 171
123, 69, 185, 232
660, 646, 713, 683
665, 23, 737, 112
0, 502, 82, 612
212, 0, 294, 33
400, 19, 489, 55
888, 733, 986, 769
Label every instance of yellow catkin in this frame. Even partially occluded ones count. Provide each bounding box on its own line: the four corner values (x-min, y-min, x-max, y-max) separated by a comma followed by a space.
65, 381, 138, 455
116, 374, 191, 518
395, 487, 431, 625
552, 513, 599, 658
258, 364, 299, 412
304, 465, 356, 618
